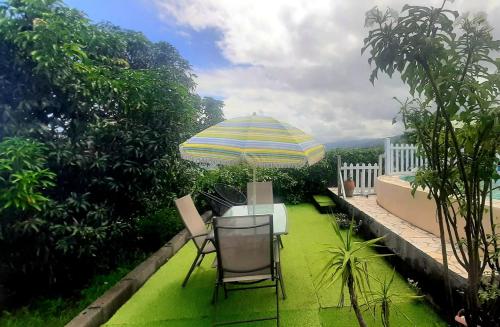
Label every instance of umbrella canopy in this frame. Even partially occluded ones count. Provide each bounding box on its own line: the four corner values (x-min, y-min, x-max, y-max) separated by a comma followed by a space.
179, 115, 325, 168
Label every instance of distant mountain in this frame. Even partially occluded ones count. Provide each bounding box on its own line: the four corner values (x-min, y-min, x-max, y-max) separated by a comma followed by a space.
324, 135, 405, 150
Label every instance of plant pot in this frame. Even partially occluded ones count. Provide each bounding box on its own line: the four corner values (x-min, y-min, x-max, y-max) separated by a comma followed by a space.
344, 179, 355, 197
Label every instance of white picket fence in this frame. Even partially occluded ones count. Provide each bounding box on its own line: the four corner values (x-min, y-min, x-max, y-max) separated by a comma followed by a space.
339, 161, 382, 196
384, 138, 426, 175
336, 138, 498, 197
336, 138, 429, 197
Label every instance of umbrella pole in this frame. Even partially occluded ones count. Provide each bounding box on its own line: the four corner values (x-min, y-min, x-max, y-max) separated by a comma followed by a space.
252, 166, 256, 215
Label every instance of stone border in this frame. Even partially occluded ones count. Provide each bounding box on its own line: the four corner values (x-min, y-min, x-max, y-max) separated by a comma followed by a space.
331, 193, 467, 291
65, 211, 212, 327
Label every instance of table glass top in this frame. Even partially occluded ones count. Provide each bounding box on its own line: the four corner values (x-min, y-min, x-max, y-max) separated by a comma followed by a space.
223, 203, 288, 235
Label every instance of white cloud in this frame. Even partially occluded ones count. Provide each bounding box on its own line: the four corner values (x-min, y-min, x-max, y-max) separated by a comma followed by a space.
153, 0, 500, 142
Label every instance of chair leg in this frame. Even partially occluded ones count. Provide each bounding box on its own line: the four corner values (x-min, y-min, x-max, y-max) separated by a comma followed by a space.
182, 252, 201, 287
212, 280, 219, 327
223, 283, 228, 299
212, 281, 219, 304
275, 281, 280, 327
278, 235, 284, 249
278, 264, 286, 299
196, 253, 206, 267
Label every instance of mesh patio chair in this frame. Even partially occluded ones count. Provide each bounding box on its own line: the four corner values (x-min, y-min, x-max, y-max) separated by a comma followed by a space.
175, 194, 216, 287
214, 183, 247, 206
247, 182, 284, 248
212, 214, 285, 326
199, 190, 232, 217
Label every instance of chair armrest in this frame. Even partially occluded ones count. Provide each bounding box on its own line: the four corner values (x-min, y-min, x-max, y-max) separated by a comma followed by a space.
201, 210, 213, 223
188, 232, 209, 240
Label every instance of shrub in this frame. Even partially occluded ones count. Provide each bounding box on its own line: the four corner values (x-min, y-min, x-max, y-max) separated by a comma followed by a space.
136, 207, 184, 252
327, 147, 383, 185
194, 148, 381, 204
333, 212, 362, 232
195, 164, 307, 204
0, 0, 203, 302
0, 138, 55, 212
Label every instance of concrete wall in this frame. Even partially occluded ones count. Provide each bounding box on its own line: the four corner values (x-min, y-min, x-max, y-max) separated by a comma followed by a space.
375, 175, 500, 240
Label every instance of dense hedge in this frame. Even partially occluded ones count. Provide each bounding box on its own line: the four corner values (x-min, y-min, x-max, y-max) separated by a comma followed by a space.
327, 147, 383, 185
195, 147, 383, 204
0, 0, 218, 304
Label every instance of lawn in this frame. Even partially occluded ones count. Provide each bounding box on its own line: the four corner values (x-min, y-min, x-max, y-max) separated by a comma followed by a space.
104, 203, 446, 326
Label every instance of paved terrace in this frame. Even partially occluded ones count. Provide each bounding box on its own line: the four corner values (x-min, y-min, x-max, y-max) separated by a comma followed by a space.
328, 189, 467, 282
104, 204, 444, 326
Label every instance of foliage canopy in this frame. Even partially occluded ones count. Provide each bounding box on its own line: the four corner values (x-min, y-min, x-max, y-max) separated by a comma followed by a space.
0, 0, 219, 300
364, 1, 499, 325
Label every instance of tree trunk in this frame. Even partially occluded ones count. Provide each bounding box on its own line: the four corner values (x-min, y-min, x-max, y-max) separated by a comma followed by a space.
348, 273, 368, 327
435, 202, 454, 313
465, 244, 481, 327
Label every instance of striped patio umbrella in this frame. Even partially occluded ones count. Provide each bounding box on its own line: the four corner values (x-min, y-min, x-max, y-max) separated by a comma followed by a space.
179, 114, 325, 169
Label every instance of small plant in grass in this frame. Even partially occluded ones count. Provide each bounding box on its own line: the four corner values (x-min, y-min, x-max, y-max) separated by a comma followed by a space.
366, 269, 421, 327
332, 211, 362, 232
407, 278, 422, 296
317, 218, 387, 327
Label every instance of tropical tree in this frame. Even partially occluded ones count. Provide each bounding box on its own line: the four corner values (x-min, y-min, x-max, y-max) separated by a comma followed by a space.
196, 96, 225, 131
363, 1, 499, 325
0, 0, 205, 299
318, 216, 386, 327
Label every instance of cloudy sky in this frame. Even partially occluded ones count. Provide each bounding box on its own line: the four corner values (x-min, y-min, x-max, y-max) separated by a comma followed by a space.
66, 0, 500, 143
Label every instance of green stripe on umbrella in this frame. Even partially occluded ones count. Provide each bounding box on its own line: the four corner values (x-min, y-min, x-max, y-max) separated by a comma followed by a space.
180, 114, 325, 169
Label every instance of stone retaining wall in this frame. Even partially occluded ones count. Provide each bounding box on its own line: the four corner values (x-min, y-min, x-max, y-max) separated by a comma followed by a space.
65, 211, 212, 327
330, 193, 467, 303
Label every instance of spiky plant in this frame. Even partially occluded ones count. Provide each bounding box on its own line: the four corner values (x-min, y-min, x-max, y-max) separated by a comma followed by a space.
318, 216, 387, 327
366, 269, 422, 327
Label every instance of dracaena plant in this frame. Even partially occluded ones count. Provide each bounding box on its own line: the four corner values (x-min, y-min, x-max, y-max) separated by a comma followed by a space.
365, 269, 422, 327
317, 215, 387, 327
363, 1, 499, 325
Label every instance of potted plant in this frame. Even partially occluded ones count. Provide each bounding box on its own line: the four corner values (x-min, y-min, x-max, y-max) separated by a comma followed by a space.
344, 174, 355, 197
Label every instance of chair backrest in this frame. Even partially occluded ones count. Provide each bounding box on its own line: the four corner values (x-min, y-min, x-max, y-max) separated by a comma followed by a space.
214, 183, 247, 205
213, 215, 274, 280
199, 191, 231, 216
175, 194, 207, 250
247, 182, 273, 205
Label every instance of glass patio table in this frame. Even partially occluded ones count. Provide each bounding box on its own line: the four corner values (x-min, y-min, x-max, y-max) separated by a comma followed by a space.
222, 203, 288, 236
208, 203, 288, 240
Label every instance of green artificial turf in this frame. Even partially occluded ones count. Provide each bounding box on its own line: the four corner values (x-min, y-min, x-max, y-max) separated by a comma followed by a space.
104, 204, 446, 326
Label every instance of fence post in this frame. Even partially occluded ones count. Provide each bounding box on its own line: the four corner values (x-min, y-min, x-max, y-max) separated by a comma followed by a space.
349, 163, 354, 187
384, 137, 391, 175
337, 155, 341, 195
360, 164, 366, 196
378, 154, 383, 176
359, 163, 366, 195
